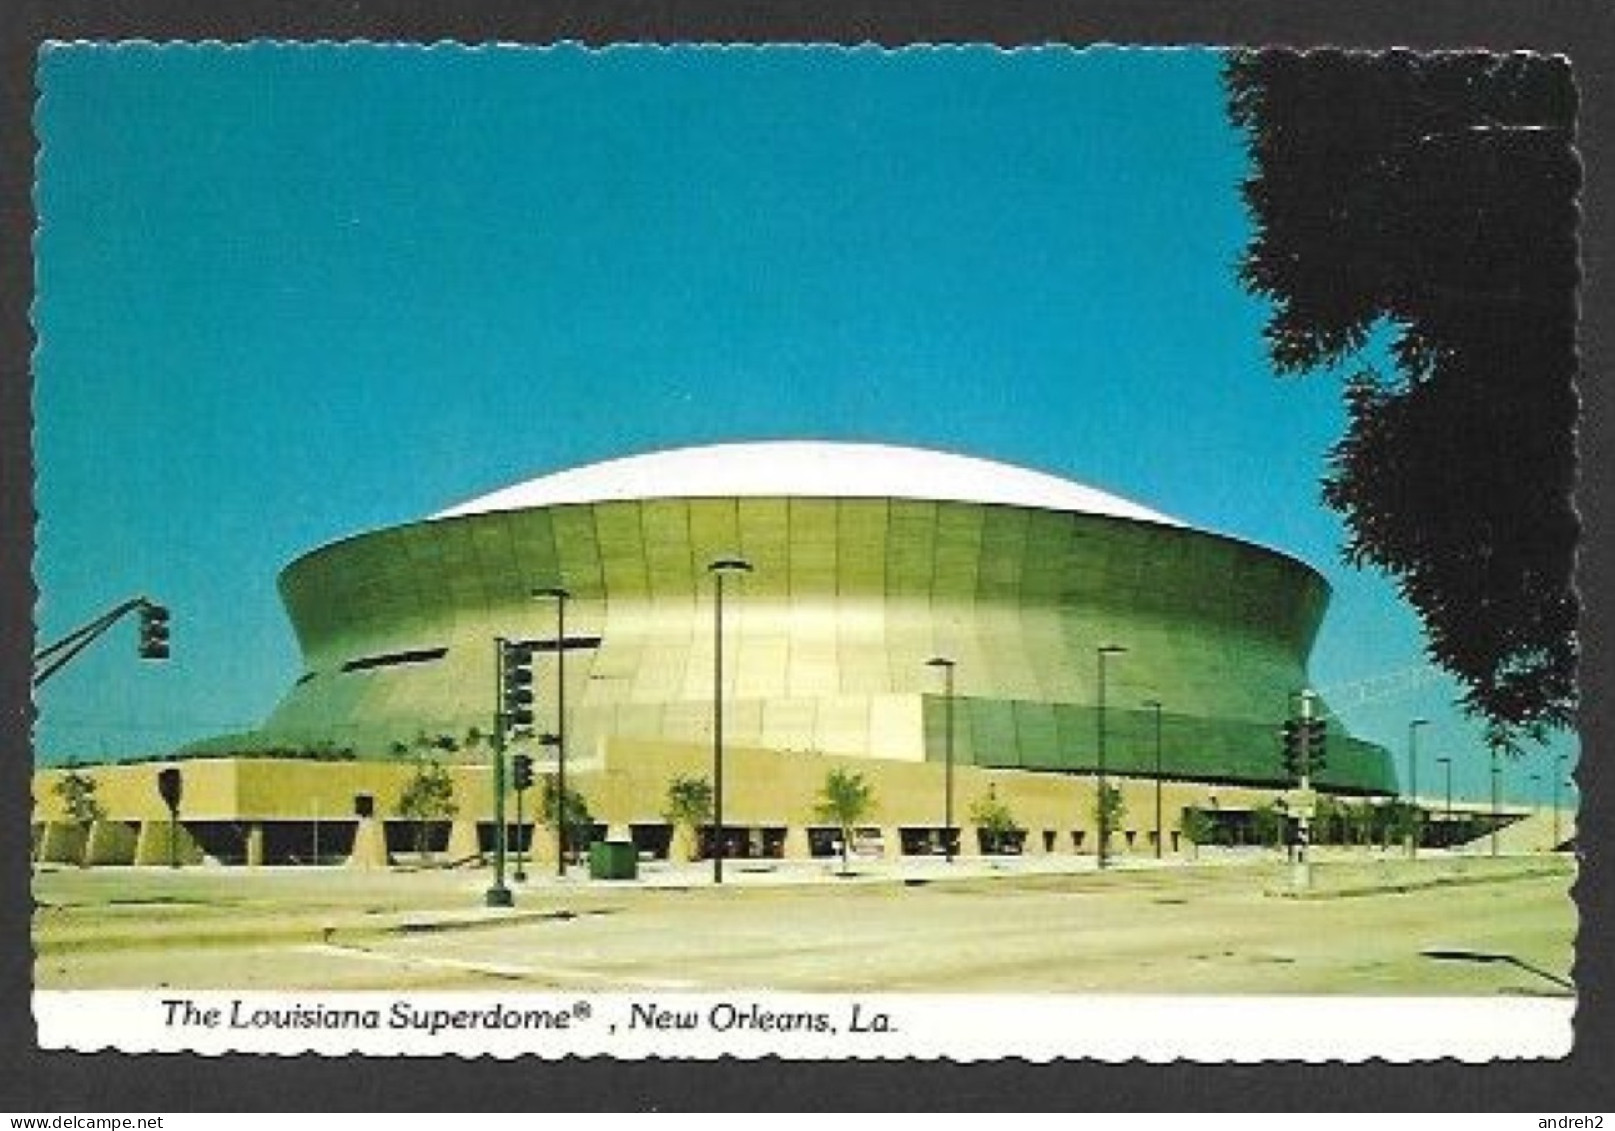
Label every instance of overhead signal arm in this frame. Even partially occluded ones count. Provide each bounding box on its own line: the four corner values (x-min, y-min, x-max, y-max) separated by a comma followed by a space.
32, 596, 171, 688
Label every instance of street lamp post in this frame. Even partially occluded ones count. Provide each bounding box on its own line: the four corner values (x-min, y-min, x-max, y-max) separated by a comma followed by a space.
925, 657, 957, 864
534, 587, 571, 877
708, 558, 753, 885
1553, 752, 1566, 853
1528, 772, 1542, 852
1096, 644, 1127, 870
1142, 699, 1163, 859
1490, 747, 1501, 858
1435, 755, 1452, 850
1407, 718, 1429, 859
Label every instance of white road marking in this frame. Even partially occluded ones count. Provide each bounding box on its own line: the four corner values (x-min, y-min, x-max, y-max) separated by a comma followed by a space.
296, 943, 697, 989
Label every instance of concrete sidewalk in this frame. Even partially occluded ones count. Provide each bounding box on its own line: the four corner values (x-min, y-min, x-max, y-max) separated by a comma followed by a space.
492, 849, 1167, 891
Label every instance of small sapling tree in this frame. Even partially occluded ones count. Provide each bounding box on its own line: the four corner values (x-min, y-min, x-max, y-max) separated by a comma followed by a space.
53, 766, 104, 828
396, 759, 457, 860
814, 767, 876, 875
664, 774, 714, 862
1093, 783, 1127, 860
1180, 807, 1217, 860
541, 777, 595, 862
969, 787, 1022, 855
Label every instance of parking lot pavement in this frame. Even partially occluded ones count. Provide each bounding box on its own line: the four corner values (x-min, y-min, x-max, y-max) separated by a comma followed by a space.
536, 850, 1112, 888
32, 852, 1574, 994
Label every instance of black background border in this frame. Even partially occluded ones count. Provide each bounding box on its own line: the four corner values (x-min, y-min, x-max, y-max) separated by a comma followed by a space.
2, 0, 1610, 1112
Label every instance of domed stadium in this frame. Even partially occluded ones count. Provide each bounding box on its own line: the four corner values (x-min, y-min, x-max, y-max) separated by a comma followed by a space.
36, 442, 1395, 868
248, 440, 1388, 789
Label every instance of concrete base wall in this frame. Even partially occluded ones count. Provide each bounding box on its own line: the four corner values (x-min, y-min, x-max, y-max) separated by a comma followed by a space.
667, 825, 696, 863
526, 826, 560, 868
446, 819, 482, 864
346, 817, 390, 868
33, 743, 1393, 867
133, 820, 206, 866
85, 820, 138, 865
781, 826, 810, 861
35, 822, 88, 865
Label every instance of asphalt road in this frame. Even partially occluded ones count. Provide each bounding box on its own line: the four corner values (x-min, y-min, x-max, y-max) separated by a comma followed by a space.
32, 853, 1575, 995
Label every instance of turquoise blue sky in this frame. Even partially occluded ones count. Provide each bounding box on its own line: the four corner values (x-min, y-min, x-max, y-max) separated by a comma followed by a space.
31, 43, 1575, 804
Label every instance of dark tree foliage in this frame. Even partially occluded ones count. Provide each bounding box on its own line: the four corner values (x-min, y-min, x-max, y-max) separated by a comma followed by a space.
1226, 50, 1580, 749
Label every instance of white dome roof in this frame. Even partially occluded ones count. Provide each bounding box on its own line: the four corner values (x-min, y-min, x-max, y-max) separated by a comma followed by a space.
432, 441, 1183, 526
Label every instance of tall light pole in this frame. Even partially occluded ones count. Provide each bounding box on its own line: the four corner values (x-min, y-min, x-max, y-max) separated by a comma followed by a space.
926, 657, 957, 863
1095, 644, 1126, 870
1490, 747, 1501, 858
1435, 755, 1452, 849
1407, 718, 1429, 859
1553, 752, 1566, 852
1142, 699, 1163, 859
534, 586, 571, 877
709, 557, 753, 885
1528, 772, 1542, 852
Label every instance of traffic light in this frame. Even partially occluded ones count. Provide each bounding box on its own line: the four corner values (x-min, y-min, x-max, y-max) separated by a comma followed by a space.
1281, 718, 1304, 778
511, 752, 534, 792
1305, 717, 1328, 773
502, 641, 535, 731
1281, 715, 1328, 779
138, 602, 170, 660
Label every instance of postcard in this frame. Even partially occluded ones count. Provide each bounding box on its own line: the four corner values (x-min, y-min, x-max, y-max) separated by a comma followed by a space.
28, 41, 1580, 1061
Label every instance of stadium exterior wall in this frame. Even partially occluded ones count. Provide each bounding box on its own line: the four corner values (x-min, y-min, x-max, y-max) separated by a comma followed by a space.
214, 495, 1393, 794
32, 742, 1314, 866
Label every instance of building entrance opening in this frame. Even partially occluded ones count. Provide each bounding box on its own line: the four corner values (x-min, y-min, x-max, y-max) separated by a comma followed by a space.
629, 822, 673, 861
699, 825, 786, 860
898, 826, 961, 856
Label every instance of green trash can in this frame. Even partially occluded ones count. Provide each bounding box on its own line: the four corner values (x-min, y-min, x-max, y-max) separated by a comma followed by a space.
588, 839, 638, 880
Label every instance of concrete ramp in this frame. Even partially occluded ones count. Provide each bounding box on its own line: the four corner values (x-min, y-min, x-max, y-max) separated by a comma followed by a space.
1455, 808, 1576, 854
